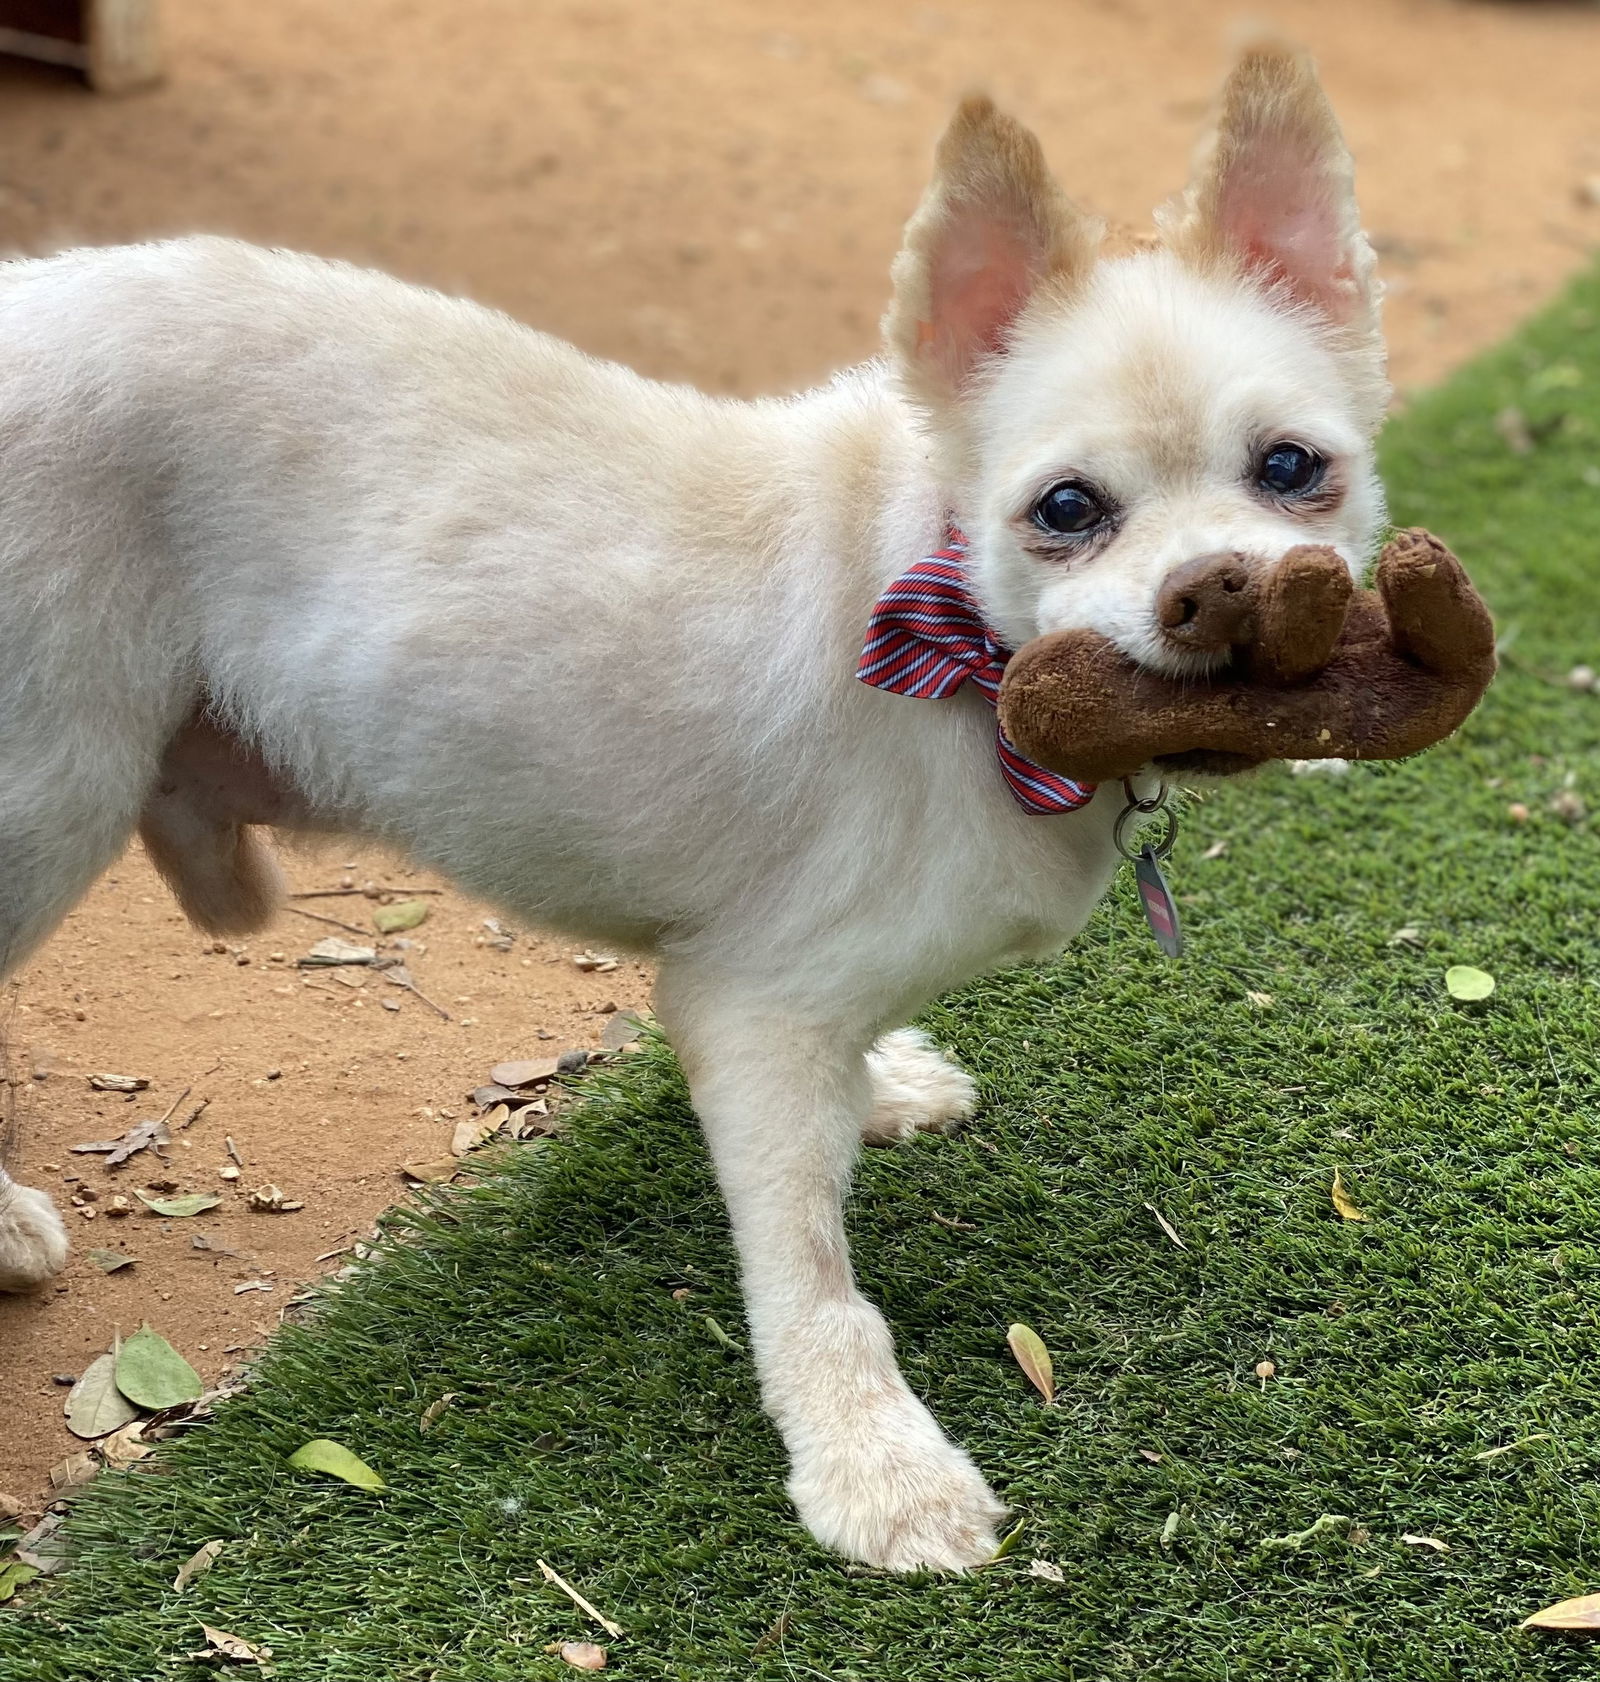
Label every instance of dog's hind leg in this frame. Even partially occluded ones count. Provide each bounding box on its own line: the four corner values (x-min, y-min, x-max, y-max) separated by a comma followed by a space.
0, 1167, 69, 1291
861, 1027, 977, 1146
0, 723, 166, 1291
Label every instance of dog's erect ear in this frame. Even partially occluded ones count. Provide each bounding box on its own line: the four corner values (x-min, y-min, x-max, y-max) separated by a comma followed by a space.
885, 97, 1100, 416
1164, 42, 1377, 333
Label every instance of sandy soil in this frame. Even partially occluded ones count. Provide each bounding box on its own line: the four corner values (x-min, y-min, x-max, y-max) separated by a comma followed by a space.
2, 0, 1599, 1516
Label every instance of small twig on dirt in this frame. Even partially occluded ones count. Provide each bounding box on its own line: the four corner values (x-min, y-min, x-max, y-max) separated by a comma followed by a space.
285, 905, 373, 938
154, 1085, 193, 1128
225, 1136, 244, 1167
289, 886, 444, 900
175, 1098, 211, 1132
383, 969, 452, 1021
536, 1559, 624, 1639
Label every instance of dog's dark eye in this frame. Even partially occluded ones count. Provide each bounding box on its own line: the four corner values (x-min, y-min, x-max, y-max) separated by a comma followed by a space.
1032, 481, 1107, 536
1258, 443, 1325, 497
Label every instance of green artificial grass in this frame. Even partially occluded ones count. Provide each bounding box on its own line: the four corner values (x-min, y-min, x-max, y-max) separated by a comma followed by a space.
6, 281, 1600, 1682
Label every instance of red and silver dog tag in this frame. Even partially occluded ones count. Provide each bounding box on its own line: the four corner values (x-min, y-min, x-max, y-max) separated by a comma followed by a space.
1115, 781, 1183, 958
1132, 845, 1183, 958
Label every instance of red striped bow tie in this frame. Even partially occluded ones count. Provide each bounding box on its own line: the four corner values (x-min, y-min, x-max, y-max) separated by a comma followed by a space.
857, 529, 1096, 815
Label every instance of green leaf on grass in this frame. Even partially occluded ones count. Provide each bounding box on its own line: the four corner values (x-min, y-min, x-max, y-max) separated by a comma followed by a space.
1445, 965, 1496, 1001
287, 1439, 385, 1491
114, 1325, 203, 1410
1006, 1322, 1055, 1403
65, 1351, 140, 1439
372, 899, 429, 934
0, 1559, 41, 1602
133, 1190, 222, 1217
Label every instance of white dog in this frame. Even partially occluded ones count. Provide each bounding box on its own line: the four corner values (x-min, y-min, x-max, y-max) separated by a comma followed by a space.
0, 44, 1386, 1569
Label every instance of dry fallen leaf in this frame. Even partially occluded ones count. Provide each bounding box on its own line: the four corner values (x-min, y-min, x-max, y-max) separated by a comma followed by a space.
1143, 1201, 1186, 1250
1388, 925, 1424, 947
599, 1010, 649, 1052
191, 1623, 274, 1667
419, 1393, 459, 1432
558, 1643, 607, 1671
1028, 1558, 1066, 1584
99, 1419, 155, 1469
1331, 1170, 1369, 1223
1522, 1591, 1600, 1631
451, 1115, 501, 1156
1474, 1433, 1552, 1461
71, 1116, 170, 1168
489, 1057, 561, 1088
174, 1538, 226, 1592
1200, 839, 1229, 860
13, 1510, 68, 1575
297, 937, 376, 967
1245, 990, 1275, 1010
49, 1452, 97, 1492
400, 1158, 460, 1184
89, 1072, 149, 1093
571, 950, 618, 973
86, 1248, 135, 1273
1006, 1322, 1055, 1403
64, 1352, 139, 1440
472, 1083, 522, 1108
1401, 1532, 1450, 1553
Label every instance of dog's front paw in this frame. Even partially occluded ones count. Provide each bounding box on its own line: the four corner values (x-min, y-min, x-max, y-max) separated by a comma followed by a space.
0, 1180, 70, 1291
788, 1404, 1006, 1571
862, 1028, 977, 1146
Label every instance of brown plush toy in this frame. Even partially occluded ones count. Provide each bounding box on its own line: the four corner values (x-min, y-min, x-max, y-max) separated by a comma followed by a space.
995, 529, 1496, 784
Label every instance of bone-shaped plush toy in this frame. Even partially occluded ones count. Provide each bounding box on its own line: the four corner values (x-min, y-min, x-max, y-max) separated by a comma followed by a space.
995, 529, 1496, 785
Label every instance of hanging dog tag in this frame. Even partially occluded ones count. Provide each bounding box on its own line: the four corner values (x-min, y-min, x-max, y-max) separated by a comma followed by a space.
1114, 780, 1184, 958
1132, 844, 1183, 958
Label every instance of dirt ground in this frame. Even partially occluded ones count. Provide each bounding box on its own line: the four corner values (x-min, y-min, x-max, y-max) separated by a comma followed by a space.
2, 0, 1599, 1517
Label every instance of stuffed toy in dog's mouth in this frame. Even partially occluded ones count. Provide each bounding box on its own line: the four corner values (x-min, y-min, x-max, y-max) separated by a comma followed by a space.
994, 529, 1497, 786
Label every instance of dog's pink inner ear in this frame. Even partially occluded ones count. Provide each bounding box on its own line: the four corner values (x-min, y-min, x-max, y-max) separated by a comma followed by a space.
923, 209, 1048, 389
1210, 126, 1363, 325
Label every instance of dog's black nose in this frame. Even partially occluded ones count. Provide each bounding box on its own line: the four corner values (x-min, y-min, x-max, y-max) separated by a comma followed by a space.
1157, 553, 1255, 653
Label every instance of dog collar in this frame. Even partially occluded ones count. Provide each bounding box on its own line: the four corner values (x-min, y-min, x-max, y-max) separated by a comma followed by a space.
857, 529, 1096, 815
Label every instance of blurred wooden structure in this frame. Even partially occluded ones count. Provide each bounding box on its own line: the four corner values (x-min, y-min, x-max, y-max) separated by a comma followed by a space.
0, 0, 160, 92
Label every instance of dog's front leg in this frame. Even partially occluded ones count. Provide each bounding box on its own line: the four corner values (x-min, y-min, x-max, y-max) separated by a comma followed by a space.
658, 968, 1005, 1571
